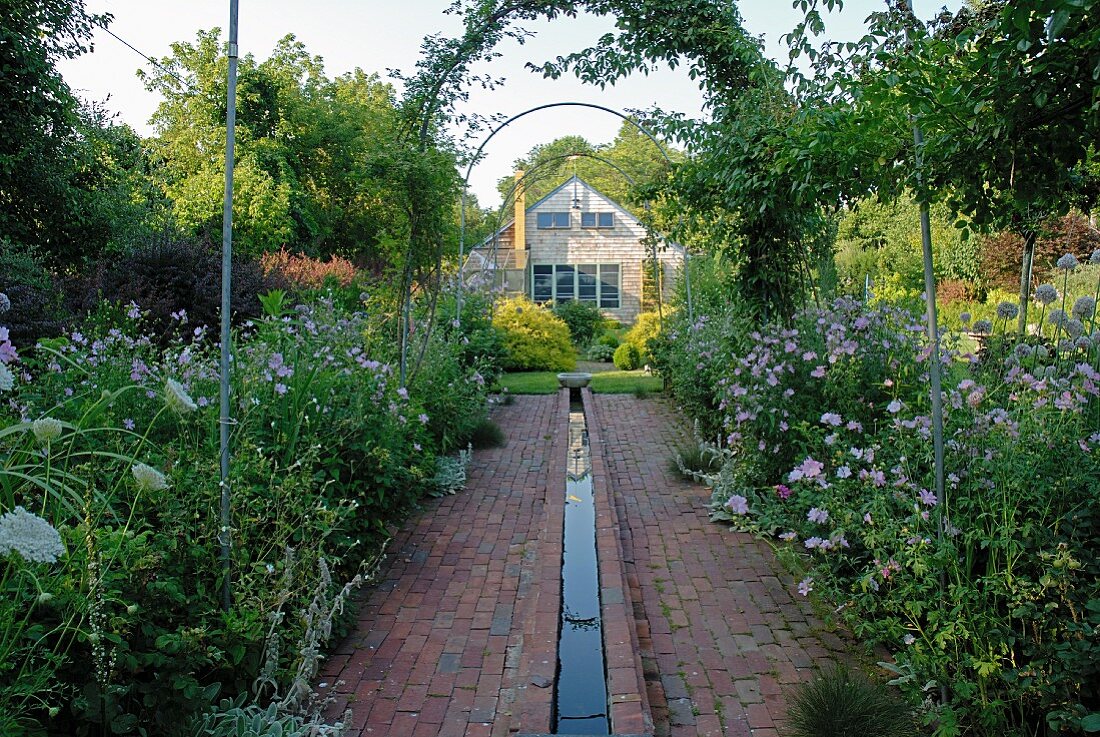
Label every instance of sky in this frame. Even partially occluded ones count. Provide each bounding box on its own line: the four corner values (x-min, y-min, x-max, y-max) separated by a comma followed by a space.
59, 0, 960, 209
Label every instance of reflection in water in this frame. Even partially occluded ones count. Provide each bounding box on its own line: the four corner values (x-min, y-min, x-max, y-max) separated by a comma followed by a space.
554, 402, 610, 735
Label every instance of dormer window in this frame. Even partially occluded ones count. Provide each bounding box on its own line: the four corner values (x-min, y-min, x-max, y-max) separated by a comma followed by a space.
537, 212, 571, 229
581, 212, 614, 228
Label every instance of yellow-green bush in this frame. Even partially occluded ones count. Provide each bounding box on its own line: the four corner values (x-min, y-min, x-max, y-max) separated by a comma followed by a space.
492, 296, 576, 371
613, 342, 641, 370
624, 310, 667, 363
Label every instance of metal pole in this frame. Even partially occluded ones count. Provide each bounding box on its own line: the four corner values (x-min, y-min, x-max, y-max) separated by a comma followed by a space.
903, 0, 948, 707
217, 0, 239, 613
457, 186, 466, 324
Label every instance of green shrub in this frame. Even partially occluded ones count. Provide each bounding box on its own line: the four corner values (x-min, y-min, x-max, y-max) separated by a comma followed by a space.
585, 343, 615, 362
613, 343, 641, 370
786, 664, 918, 737
553, 300, 605, 347
492, 296, 576, 371
596, 332, 620, 349
624, 310, 665, 363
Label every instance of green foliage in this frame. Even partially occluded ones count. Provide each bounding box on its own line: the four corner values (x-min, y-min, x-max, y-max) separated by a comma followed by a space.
492, 296, 576, 372
596, 332, 620, 349
623, 311, 664, 363
141, 31, 411, 264
584, 343, 616, 362
553, 300, 605, 347
467, 418, 506, 450
835, 196, 979, 297
786, 664, 918, 737
612, 343, 641, 371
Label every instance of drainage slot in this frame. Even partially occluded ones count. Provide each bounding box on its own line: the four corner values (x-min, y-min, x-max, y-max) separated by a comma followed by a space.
554, 395, 610, 735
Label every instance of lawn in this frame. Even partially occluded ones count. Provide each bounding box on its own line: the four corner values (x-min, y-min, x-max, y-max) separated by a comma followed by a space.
496, 370, 664, 395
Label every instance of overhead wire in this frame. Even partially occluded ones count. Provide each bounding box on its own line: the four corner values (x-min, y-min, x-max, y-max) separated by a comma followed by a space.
90, 17, 192, 90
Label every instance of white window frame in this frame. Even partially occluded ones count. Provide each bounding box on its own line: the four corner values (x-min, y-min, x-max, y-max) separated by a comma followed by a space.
536, 211, 571, 229
581, 211, 614, 228
531, 263, 620, 309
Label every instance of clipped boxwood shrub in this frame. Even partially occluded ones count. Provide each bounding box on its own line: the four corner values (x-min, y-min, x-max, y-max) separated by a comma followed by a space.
613, 343, 641, 370
596, 332, 620, 349
492, 296, 576, 371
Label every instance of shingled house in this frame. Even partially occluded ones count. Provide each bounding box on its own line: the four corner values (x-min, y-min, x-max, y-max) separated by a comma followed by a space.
463, 174, 682, 324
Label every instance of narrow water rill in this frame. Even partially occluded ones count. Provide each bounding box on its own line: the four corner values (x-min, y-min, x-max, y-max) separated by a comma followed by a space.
554, 389, 611, 734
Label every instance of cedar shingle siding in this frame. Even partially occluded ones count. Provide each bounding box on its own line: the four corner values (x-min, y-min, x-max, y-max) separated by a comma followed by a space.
465, 176, 682, 324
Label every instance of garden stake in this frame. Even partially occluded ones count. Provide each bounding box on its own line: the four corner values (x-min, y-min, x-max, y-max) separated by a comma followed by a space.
217, 0, 240, 613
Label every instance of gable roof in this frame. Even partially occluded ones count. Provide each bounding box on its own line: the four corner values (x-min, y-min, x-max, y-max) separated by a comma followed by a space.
467, 174, 685, 258
472, 175, 643, 250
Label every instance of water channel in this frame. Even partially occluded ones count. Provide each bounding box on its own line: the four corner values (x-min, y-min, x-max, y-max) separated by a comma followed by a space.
553, 391, 610, 734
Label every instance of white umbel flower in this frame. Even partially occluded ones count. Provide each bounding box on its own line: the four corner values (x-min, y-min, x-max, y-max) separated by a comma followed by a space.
131, 462, 168, 492
32, 417, 64, 444
0, 507, 66, 564
165, 379, 197, 413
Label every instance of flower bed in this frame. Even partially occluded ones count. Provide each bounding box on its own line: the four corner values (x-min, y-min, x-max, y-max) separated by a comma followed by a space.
0, 292, 494, 734
656, 290, 1100, 735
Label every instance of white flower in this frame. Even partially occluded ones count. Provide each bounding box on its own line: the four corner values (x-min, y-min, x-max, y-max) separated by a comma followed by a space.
0, 363, 13, 392
32, 417, 64, 444
1056, 253, 1078, 271
165, 379, 197, 413
0, 507, 66, 564
131, 462, 168, 492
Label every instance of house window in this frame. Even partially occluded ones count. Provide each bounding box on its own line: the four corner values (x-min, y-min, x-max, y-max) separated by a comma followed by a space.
599, 264, 620, 308
581, 212, 614, 228
536, 211, 571, 229
531, 263, 620, 309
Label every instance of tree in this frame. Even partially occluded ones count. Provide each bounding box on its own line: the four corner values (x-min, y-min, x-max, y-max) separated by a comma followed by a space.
0, 1, 148, 268
141, 31, 408, 263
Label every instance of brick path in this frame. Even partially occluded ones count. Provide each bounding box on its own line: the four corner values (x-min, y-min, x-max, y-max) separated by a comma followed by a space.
322, 392, 855, 737
588, 395, 853, 737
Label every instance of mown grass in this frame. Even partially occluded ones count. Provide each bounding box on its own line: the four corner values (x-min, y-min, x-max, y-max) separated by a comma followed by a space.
496, 370, 663, 395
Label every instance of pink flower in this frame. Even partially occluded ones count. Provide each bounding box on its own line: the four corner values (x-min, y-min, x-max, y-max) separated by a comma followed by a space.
725, 495, 749, 515
811, 365, 826, 378
795, 457, 825, 480
820, 412, 842, 426
775, 484, 792, 500
779, 531, 797, 541
887, 399, 903, 414
797, 578, 813, 596
807, 507, 829, 524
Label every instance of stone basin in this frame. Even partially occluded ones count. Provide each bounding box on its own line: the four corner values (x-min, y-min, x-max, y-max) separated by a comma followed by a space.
556, 372, 592, 389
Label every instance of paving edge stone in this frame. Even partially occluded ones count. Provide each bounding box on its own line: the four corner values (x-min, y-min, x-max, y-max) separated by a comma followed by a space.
581, 388, 654, 737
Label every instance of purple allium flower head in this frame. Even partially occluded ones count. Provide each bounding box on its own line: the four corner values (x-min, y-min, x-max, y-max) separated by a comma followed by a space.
1035, 284, 1058, 306
1056, 253, 1078, 271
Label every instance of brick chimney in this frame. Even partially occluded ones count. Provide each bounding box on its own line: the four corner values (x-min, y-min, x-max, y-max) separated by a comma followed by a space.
513, 170, 526, 257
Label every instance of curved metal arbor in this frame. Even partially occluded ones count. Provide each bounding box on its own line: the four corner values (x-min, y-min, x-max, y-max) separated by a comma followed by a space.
456, 101, 692, 325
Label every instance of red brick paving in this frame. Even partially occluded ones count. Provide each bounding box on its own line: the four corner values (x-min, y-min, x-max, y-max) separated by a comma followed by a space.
322, 392, 858, 736
588, 394, 856, 737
